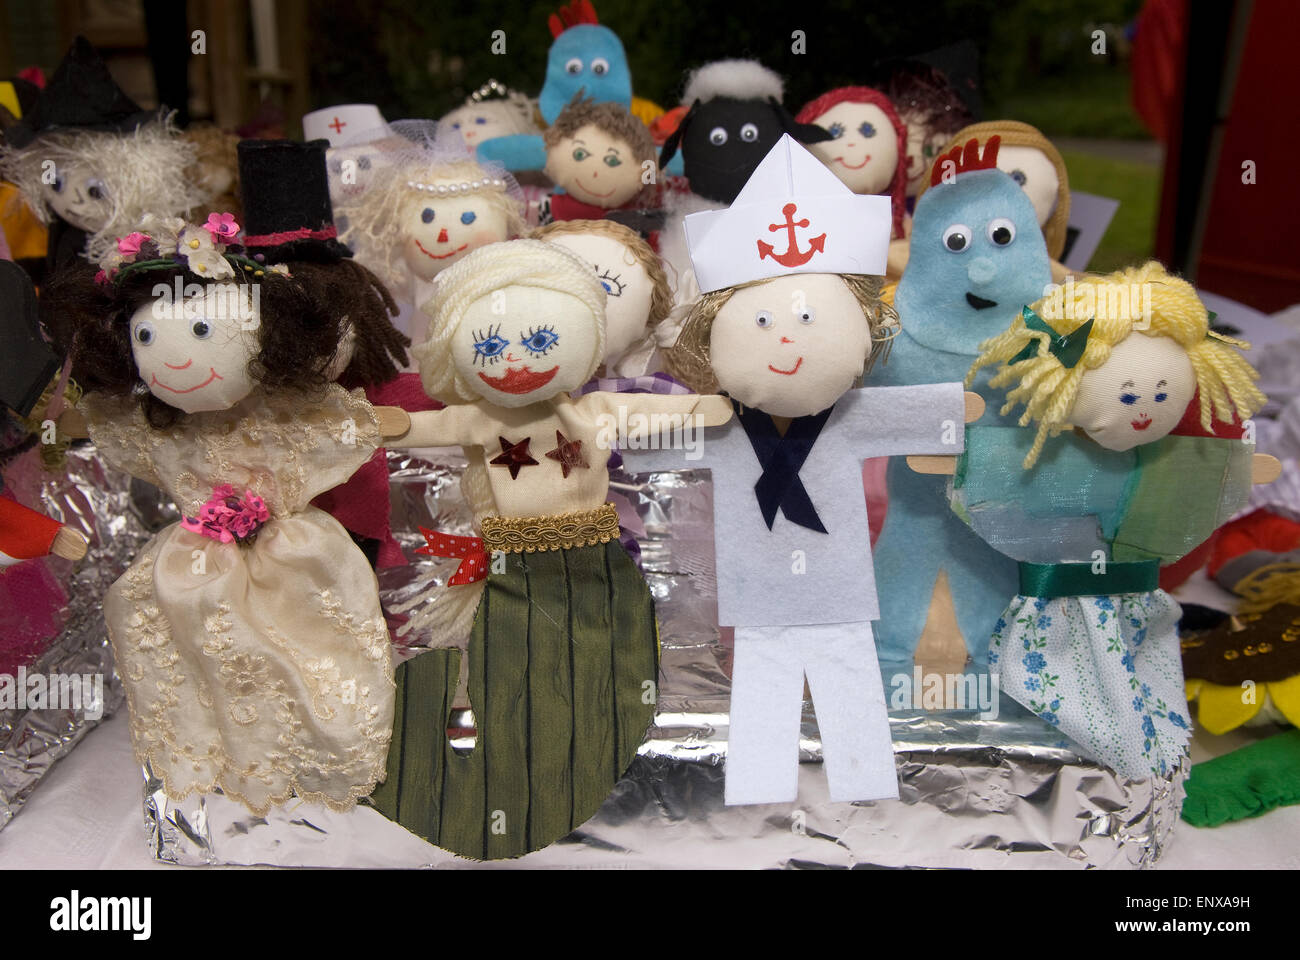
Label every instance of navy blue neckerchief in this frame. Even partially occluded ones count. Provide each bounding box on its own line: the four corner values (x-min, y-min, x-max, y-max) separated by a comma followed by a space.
734, 398, 834, 534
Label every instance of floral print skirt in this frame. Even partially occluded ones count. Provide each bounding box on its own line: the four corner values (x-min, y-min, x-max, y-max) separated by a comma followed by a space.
990, 589, 1190, 780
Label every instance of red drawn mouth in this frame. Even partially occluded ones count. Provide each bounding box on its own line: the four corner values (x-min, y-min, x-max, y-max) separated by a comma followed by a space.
152, 368, 222, 394
415, 239, 469, 261
164, 358, 193, 370
574, 180, 616, 199
768, 357, 804, 376
477, 365, 560, 395
1131, 416, 1152, 431
835, 155, 871, 170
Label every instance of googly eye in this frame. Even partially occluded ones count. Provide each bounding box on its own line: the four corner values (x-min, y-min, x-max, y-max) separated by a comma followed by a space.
86, 179, 107, 200
191, 319, 212, 339
755, 310, 774, 328
739, 123, 759, 142
591, 57, 609, 76
796, 305, 816, 324
421, 207, 435, 224
987, 218, 1016, 246
942, 223, 972, 253
709, 126, 728, 146
133, 321, 155, 345
461, 210, 477, 224
565, 57, 583, 75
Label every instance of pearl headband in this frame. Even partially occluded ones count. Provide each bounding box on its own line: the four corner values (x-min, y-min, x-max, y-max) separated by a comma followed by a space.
405, 177, 507, 197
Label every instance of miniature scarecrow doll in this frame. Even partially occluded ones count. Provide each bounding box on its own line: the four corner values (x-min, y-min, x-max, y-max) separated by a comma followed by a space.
372, 238, 731, 859
871, 136, 1051, 669
943, 262, 1268, 779
537, 95, 657, 225
0, 36, 202, 287
42, 205, 396, 816
626, 135, 973, 806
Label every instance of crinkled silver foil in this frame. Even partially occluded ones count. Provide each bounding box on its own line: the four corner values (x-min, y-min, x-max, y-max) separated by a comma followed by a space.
144, 450, 1185, 868
0, 443, 166, 830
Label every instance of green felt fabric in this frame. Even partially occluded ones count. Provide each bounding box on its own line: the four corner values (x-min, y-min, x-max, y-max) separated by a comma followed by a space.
370, 539, 658, 860
1181, 729, 1300, 827
1113, 435, 1252, 563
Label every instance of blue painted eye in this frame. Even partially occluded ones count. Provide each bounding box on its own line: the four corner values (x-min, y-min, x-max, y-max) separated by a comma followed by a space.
451, 122, 461, 130
1011, 169, 1027, 186
461, 210, 477, 225
601, 281, 612, 292
1120, 392, 1139, 405
1154, 392, 1168, 403
473, 331, 509, 361
521, 327, 559, 353
475, 116, 487, 125
827, 122, 844, 138
421, 208, 435, 223
858, 122, 876, 137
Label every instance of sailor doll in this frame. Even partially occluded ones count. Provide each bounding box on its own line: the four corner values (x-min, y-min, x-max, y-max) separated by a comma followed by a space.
625, 135, 976, 805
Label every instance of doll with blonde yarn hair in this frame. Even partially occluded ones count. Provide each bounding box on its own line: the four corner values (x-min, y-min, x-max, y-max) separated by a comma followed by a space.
374, 237, 731, 860
333, 125, 525, 344
932, 261, 1269, 780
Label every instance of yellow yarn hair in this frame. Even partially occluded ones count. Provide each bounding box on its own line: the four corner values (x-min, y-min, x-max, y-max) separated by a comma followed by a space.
967, 261, 1266, 468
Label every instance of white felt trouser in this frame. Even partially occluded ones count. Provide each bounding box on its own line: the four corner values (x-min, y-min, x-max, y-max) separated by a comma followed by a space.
725, 622, 899, 806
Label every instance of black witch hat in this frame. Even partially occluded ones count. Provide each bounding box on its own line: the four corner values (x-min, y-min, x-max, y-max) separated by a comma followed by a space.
237, 138, 351, 263
4, 36, 156, 149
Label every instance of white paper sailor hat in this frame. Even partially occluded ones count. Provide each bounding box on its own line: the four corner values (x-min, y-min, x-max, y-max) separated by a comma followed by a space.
302, 103, 391, 147
683, 134, 892, 293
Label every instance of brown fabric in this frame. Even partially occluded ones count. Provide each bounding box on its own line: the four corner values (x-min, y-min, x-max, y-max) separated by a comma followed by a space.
1182, 603, 1300, 685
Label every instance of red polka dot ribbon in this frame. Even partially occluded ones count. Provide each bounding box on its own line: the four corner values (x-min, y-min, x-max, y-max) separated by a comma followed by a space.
416, 528, 488, 585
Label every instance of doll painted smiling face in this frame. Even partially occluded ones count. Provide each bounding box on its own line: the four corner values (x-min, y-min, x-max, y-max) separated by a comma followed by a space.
128, 283, 258, 413
1071, 332, 1194, 450
542, 96, 655, 217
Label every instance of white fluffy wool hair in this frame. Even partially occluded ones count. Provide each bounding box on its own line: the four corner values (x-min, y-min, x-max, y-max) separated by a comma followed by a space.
0, 112, 201, 263
412, 237, 608, 404
681, 59, 784, 106
333, 121, 525, 294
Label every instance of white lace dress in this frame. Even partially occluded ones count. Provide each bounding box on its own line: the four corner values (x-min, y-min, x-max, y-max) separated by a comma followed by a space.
83, 384, 394, 815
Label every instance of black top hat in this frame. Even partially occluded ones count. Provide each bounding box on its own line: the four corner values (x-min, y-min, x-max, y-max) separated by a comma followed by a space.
4, 36, 157, 149
0, 260, 62, 417
237, 138, 351, 263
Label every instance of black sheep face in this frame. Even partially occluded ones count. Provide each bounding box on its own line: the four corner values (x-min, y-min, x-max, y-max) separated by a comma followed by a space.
681, 99, 788, 204
661, 96, 834, 205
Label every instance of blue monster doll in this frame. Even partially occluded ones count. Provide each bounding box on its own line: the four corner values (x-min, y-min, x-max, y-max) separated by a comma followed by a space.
872, 135, 1052, 665
476, 0, 632, 172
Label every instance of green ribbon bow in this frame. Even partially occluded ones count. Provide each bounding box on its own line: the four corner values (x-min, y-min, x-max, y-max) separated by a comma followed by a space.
1008, 306, 1094, 368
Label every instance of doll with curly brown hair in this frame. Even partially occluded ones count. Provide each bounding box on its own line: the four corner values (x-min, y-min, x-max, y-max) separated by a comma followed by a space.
42, 210, 395, 817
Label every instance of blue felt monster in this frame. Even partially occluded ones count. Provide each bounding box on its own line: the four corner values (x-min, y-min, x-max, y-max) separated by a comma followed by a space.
871, 135, 1052, 666
476, 0, 632, 173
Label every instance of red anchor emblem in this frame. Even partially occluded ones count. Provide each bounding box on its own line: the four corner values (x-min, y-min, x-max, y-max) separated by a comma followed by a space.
756, 202, 827, 267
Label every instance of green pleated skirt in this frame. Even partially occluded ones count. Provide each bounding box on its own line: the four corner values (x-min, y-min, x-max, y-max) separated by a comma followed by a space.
370, 538, 659, 860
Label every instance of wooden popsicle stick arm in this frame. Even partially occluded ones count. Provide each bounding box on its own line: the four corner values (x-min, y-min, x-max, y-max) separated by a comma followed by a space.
963, 392, 984, 424
911, 451, 1283, 482
907, 454, 958, 476
1253, 453, 1281, 485
376, 405, 412, 441
51, 526, 89, 561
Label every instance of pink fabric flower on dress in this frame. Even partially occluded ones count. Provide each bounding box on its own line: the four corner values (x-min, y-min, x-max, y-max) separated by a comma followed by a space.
180, 484, 271, 545
117, 232, 150, 257
204, 212, 240, 243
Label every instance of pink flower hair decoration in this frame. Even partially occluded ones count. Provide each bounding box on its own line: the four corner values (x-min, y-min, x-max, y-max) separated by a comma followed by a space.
180, 484, 271, 546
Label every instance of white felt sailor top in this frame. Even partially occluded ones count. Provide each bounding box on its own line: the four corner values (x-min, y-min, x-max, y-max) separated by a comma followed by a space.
622, 382, 965, 627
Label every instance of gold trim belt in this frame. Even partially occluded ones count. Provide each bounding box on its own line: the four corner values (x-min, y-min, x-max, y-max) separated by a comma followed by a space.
480, 502, 621, 553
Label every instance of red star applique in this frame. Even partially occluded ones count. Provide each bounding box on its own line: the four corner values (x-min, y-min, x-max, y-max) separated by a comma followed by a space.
545, 430, 589, 478
489, 436, 538, 479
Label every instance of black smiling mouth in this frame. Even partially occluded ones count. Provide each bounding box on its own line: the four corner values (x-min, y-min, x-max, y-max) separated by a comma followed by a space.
966, 292, 998, 310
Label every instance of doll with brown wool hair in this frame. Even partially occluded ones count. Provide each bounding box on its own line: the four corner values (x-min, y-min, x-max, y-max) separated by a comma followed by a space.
43, 200, 396, 817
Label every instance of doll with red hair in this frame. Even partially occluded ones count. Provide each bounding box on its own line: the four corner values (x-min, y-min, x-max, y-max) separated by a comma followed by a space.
796, 87, 907, 239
